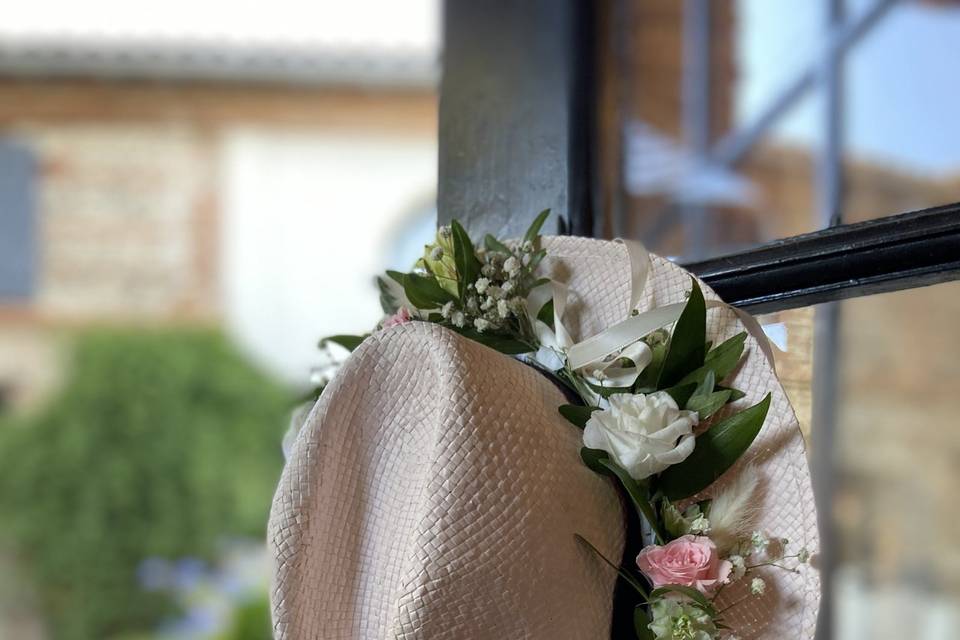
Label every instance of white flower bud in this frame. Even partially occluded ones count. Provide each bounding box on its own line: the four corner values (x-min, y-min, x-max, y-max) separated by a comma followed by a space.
750, 577, 766, 595
728, 555, 746, 582
500, 281, 515, 295
798, 548, 811, 564
451, 311, 465, 328
497, 299, 510, 319
521, 240, 534, 253
474, 318, 491, 332
751, 531, 769, 551
521, 253, 531, 266
504, 256, 520, 275
475, 277, 490, 294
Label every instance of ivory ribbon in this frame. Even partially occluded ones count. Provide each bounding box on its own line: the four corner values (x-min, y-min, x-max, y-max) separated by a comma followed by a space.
527, 239, 778, 376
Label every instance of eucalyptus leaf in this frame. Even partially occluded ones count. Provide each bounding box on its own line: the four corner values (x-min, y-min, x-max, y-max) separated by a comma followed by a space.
649, 585, 718, 617
633, 607, 655, 640
599, 458, 666, 543
559, 404, 599, 429
523, 208, 551, 245
321, 334, 366, 352
658, 393, 772, 500
658, 278, 706, 388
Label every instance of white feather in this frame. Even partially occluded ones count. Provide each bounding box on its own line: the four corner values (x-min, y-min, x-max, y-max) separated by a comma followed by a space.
708, 465, 761, 554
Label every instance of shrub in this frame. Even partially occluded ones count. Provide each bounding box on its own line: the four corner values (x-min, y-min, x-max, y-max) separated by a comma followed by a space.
0, 329, 292, 639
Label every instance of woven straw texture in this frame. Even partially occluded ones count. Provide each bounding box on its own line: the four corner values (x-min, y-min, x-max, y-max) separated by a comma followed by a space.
268, 236, 819, 639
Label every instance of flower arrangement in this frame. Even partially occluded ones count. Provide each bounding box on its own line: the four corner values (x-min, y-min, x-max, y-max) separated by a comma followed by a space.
317, 212, 812, 640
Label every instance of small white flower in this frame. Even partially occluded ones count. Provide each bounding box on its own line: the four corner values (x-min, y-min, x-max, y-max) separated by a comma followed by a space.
497, 299, 511, 319
451, 311, 465, 328
504, 256, 520, 275
474, 318, 491, 332
750, 577, 766, 595
728, 555, 746, 582
429, 246, 444, 260
751, 531, 769, 551
798, 548, 811, 564
466, 296, 479, 314
521, 240, 534, 253
475, 277, 490, 294
441, 301, 454, 319
688, 514, 711, 535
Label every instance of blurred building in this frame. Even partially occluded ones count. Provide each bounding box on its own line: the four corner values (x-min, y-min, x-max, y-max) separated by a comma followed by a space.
0, 38, 439, 411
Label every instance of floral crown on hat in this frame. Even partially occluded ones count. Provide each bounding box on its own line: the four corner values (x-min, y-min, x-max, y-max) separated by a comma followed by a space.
314, 211, 815, 640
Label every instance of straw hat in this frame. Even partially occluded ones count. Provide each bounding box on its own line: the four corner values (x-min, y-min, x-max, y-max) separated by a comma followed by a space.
268, 235, 820, 639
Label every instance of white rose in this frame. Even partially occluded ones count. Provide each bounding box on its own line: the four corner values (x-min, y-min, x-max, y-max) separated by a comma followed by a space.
582, 391, 698, 480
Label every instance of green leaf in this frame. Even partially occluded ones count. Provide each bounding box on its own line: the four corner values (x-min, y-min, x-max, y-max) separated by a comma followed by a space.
574, 534, 649, 598
386, 269, 406, 286
633, 340, 667, 393
321, 334, 366, 352
527, 249, 547, 272
686, 390, 733, 420
633, 606, 655, 640
523, 208, 551, 245
537, 298, 555, 329
664, 382, 697, 408
404, 272, 457, 308
376, 275, 400, 314
649, 585, 718, 617
599, 458, 666, 543
717, 385, 746, 402
580, 447, 612, 475
677, 332, 747, 387
587, 381, 634, 399
658, 279, 706, 388
449, 327, 533, 355
450, 219, 482, 297
661, 499, 688, 539
559, 404, 599, 429
483, 233, 512, 254
658, 393, 771, 500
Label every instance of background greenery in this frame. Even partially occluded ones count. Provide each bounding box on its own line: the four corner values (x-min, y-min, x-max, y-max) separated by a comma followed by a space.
0, 329, 291, 640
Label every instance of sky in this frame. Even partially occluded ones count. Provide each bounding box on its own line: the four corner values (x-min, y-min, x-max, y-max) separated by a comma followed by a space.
738, 0, 960, 176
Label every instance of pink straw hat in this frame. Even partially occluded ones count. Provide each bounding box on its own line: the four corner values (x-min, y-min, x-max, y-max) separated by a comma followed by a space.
268, 235, 820, 639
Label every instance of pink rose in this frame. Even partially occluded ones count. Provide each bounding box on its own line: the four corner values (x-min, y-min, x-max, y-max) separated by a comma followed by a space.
381, 307, 412, 329
636, 535, 732, 594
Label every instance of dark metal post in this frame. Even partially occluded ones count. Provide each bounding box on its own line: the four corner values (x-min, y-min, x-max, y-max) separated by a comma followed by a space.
438, 0, 596, 239
682, 0, 712, 259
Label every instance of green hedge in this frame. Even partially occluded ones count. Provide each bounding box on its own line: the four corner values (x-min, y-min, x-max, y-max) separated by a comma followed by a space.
0, 329, 292, 639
